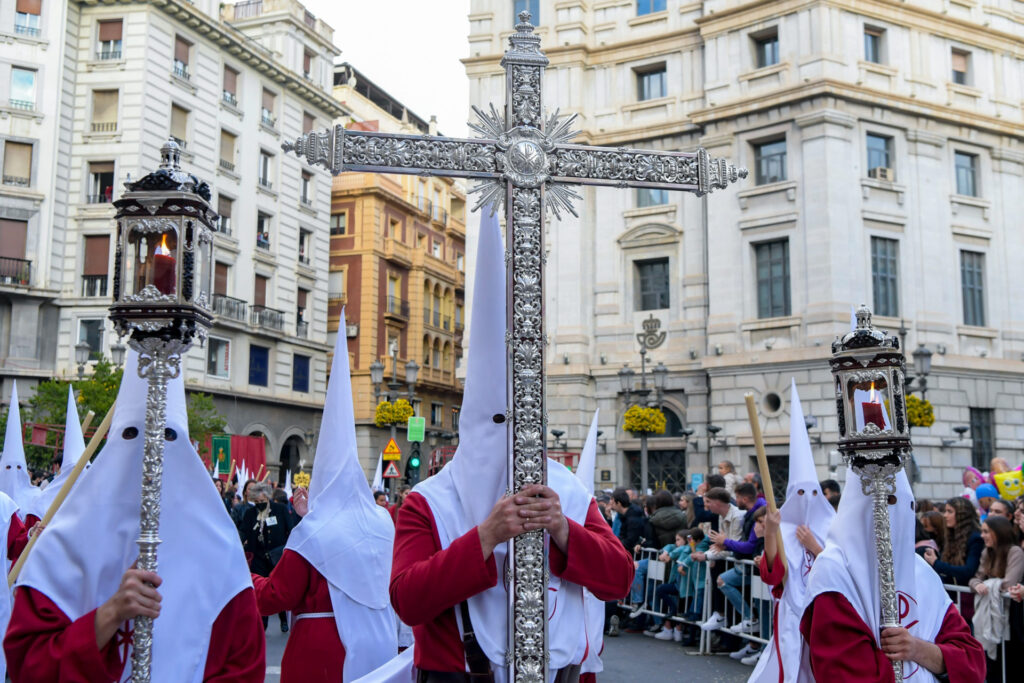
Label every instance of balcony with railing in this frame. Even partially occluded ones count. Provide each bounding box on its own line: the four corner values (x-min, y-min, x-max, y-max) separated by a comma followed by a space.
251, 305, 285, 331
91, 121, 117, 133
2, 175, 29, 187
221, 0, 334, 45
258, 177, 273, 191
214, 217, 232, 236
8, 99, 33, 111
96, 49, 121, 60
297, 252, 311, 267
219, 159, 235, 172
260, 109, 276, 128
81, 275, 108, 297
14, 23, 40, 37
0, 257, 31, 286
296, 320, 308, 338
256, 232, 271, 250
222, 91, 238, 107
385, 296, 409, 320
86, 190, 112, 204
173, 61, 190, 80
212, 294, 248, 323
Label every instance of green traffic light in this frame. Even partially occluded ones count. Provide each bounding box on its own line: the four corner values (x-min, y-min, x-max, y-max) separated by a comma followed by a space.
409, 457, 421, 468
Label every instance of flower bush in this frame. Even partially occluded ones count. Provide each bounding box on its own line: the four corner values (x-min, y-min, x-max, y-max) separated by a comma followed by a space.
375, 398, 415, 427
906, 394, 935, 428
623, 404, 667, 435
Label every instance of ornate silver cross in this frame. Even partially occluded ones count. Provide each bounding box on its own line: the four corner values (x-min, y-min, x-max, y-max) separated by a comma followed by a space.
284, 12, 745, 682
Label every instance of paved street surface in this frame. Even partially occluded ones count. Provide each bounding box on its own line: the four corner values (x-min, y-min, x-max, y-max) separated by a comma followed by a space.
264, 627, 752, 681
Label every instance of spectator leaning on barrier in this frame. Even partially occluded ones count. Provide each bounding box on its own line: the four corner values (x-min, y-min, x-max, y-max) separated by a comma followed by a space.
694, 487, 745, 633
969, 515, 1024, 682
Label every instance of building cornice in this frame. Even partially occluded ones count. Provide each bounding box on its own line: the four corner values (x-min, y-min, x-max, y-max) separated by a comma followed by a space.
76, 0, 345, 118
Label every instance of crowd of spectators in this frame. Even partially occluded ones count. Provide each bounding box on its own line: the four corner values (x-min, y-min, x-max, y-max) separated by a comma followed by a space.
597, 459, 1024, 679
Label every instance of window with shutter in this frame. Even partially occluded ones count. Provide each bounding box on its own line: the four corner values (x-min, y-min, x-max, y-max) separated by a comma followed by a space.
261, 89, 276, 126
222, 66, 238, 104
96, 19, 122, 59
214, 262, 228, 296
81, 235, 110, 296
0, 219, 28, 260
952, 50, 969, 85
16, 0, 41, 14
88, 161, 114, 203
303, 112, 315, 134
254, 275, 268, 307
219, 130, 236, 169
170, 105, 188, 148
303, 51, 313, 77
174, 36, 190, 73
91, 90, 119, 131
15, 0, 41, 36
2, 141, 32, 187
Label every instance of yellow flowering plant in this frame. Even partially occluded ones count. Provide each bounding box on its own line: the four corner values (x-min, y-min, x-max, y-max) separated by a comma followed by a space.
906, 394, 935, 428
623, 404, 667, 435
375, 399, 414, 427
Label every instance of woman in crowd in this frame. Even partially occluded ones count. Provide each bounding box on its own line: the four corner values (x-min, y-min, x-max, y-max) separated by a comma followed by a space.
242, 481, 293, 632
969, 515, 1024, 682
678, 490, 696, 528
924, 497, 984, 619
921, 509, 949, 558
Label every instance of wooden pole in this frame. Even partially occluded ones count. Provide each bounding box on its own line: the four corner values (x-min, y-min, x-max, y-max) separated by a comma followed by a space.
255, 464, 264, 481
227, 459, 236, 483
743, 393, 787, 579
261, 470, 271, 483
9, 402, 116, 587
80, 410, 96, 433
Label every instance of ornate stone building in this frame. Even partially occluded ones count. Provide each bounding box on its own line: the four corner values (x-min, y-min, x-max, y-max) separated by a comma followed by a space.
330, 63, 467, 481
2, 0, 344, 480
465, 0, 1024, 499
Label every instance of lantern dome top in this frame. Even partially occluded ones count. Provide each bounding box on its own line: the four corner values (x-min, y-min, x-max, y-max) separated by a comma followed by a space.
832, 303, 899, 354
123, 139, 211, 201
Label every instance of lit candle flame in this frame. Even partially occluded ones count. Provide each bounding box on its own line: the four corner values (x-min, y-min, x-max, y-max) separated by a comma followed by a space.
155, 234, 172, 257
868, 381, 878, 403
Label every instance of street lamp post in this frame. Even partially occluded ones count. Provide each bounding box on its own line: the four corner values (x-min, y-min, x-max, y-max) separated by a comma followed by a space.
110, 341, 127, 367
618, 350, 668, 494
370, 340, 419, 497
74, 341, 91, 380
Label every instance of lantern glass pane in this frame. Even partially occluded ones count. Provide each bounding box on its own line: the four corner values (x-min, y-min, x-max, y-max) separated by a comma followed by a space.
848, 375, 892, 432
129, 227, 178, 296
198, 235, 212, 307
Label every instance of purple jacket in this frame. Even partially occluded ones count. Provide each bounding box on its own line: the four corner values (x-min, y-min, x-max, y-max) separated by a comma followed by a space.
723, 497, 766, 557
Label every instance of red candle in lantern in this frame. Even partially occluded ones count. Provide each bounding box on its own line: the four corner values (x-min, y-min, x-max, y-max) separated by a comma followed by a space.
861, 381, 885, 429
152, 234, 176, 295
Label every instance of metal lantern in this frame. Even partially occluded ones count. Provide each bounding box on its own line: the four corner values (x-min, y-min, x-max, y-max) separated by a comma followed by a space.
830, 303, 911, 683
106, 139, 215, 683
109, 139, 215, 346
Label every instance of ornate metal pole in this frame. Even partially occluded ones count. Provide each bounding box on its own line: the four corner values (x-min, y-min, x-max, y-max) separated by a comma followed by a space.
281, 13, 745, 679
109, 141, 215, 681
130, 341, 185, 681
831, 305, 911, 683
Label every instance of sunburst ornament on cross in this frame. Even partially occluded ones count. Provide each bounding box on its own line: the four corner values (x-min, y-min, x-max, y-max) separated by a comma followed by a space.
283, 11, 746, 681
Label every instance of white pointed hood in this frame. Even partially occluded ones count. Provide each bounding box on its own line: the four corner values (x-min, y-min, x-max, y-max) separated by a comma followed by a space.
575, 411, 599, 496
805, 466, 950, 682
285, 310, 397, 678
27, 387, 87, 520
575, 411, 605, 676
282, 469, 292, 500
751, 381, 835, 682
416, 208, 592, 681
371, 454, 383, 491
17, 349, 252, 682
0, 382, 39, 511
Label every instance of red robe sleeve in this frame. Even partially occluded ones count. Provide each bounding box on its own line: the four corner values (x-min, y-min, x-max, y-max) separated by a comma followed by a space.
758, 551, 785, 587
250, 549, 311, 616
3, 587, 264, 683
202, 587, 266, 682
548, 500, 634, 601
390, 492, 497, 627
800, 592, 985, 683
8, 513, 28, 563
4, 587, 124, 682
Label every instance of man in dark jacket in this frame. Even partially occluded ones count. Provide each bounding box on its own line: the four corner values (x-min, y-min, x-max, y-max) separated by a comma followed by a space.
611, 487, 646, 555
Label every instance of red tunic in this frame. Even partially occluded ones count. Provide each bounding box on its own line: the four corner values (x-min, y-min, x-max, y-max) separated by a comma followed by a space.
251, 549, 344, 682
4, 586, 265, 682
8, 513, 28, 563
800, 592, 985, 683
390, 491, 633, 674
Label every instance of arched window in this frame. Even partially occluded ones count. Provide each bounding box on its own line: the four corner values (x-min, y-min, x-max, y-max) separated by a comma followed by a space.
432, 339, 441, 368
442, 342, 452, 370
650, 407, 685, 438
422, 335, 431, 366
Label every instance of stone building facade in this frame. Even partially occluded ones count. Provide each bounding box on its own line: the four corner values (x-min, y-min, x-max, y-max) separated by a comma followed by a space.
330, 62, 467, 483
465, 0, 1024, 499
2, 0, 345, 481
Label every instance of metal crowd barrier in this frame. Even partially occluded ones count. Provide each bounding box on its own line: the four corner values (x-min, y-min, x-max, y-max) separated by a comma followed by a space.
627, 550, 1018, 677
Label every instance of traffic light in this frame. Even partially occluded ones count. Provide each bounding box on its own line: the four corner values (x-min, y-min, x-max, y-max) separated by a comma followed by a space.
406, 443, 422, 485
